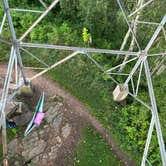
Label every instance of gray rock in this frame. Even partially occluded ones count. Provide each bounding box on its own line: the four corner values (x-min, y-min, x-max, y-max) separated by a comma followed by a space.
49, 146, 59, 160
7, 103, 33, 126
22, 132, 46, 160
45, 103, 63, 123
8, 139, 19, 157
7, 101, 74, 165
22, 139, 46, 160
62, 123, 71, 139
52, 113, 63, 134
56, 136, 62, 144
13, 111, 32, 126
14, 161, 20, 166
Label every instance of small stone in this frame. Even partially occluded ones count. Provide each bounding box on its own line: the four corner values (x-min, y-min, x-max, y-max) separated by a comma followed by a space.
39, 130, 44, 136
62, 123, 71, 139
56, 136, 62, 144
14, 161, 19, 166
13, 111, 33, 126
45, 104, 63, 123
44, 125, 49, 129
7, 103, 33, 126
52, 114, 63, 133
50, 146, 58, 159
42, 154, 48, 159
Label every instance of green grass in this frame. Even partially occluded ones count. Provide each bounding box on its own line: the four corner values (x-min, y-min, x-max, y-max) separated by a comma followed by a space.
0, 144, 2, 161
46, 54, 165, 165
73, 126, 124, 166
48, 55, 116, 125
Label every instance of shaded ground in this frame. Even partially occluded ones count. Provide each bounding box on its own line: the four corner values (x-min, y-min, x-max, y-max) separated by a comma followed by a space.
0, 64, 136, 166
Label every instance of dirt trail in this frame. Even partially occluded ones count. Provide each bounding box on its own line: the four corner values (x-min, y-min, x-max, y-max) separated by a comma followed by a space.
0, 64, 136, 166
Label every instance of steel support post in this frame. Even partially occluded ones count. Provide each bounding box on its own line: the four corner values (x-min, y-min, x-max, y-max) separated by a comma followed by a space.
117, 0, 141, 51
39, 0, 47, 9
135, 61, 143, 96
141, 116, 155, 166
125, 57, 142, 84
145, 15, 166, 52
30, 51, 79, 81
20, 42, 139, 56
15, 55, 18, 87
21, 48, 49, 67
0, 47, 16, 166
106, 57, 138, 73
144, 60, 166, 166
20, 0, 59, 41
0, 13, 6, 34
2, 0, 27, 84
10, 8, 44, 14
141, 15, 166, 165
128, 0, 154, 17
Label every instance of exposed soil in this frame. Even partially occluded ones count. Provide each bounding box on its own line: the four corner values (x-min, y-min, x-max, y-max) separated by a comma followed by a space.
0, 64, 136, 166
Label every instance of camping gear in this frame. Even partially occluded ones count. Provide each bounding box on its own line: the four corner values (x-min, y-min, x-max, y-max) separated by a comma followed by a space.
24, 92, 45, 136
7, 121, 16, 129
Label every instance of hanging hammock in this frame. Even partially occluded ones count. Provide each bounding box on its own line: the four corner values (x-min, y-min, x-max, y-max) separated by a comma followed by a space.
24, 92, 45, 136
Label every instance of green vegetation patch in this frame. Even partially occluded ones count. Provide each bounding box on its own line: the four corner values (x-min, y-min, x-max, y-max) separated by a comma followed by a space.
73, 126, 124, 166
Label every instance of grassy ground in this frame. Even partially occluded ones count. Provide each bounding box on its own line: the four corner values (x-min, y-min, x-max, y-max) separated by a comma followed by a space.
73, 126, 124, 166
46, 53, 165, 165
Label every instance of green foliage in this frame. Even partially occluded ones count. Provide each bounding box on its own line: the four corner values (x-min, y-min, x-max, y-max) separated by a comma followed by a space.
47, 22, 82, 46
11, 128, 17, 136
60, 0, 79, 21
7, 127, 19, 142
102, 73, 110, 81
82, 27, 91, 45
73, 126, 124, 166
0, 1, 165, 165
0, 145, 2, 161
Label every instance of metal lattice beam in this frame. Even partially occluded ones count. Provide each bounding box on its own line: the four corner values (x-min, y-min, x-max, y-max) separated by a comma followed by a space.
20, 42, 139, 56
19, 0, 59, 41
0, 0, 165, 165
144, 60, 166, 165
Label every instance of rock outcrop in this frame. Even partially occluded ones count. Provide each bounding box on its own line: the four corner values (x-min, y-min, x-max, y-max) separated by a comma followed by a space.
8, 101, 74, 166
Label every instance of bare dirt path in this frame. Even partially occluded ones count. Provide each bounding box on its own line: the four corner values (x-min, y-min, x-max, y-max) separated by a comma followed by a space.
0, 64, 136, 166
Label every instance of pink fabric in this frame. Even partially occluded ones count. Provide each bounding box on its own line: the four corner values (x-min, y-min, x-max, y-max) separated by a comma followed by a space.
34, 112, 45, 126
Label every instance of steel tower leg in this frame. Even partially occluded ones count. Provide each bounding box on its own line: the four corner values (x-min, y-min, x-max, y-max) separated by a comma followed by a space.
0, 1, 27, 165
141, 116, 155, 166
0, 47, 16, 166
2, 0, 27, 84
141, 15, 166, 166
144, 60, 166, 166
